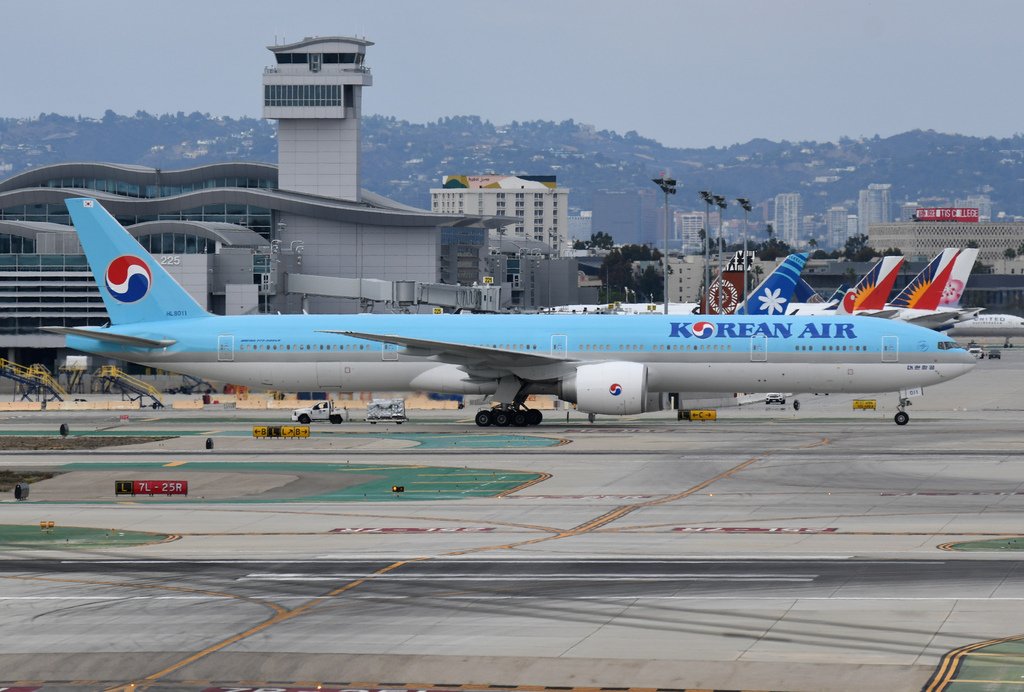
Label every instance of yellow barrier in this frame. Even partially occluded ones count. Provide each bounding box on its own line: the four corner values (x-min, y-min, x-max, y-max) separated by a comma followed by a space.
253, 425, 310, 438
853, 399, 877, 410
680, 409, 717, 421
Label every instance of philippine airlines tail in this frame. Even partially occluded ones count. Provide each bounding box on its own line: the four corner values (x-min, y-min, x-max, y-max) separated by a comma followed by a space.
889, 248, 958, 310
736, 253, 808, 315
65, 198, 206, 324
836, 255, 904, 314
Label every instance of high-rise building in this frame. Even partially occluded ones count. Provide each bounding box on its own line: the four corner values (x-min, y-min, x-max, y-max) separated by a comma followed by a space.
773, 193, 802, 246
846, 214, 859, 241
674, 211, 704, 253
568, 210, 592, 244
826, 206, 849, 250
858, 183, 892, 235
431, 175, 569, 255
956, 194, 993, 221
591, 190, 642, 246
900, 201, 920, 222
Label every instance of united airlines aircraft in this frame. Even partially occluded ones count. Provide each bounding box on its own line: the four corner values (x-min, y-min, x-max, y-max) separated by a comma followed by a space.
45, 199, 976, 426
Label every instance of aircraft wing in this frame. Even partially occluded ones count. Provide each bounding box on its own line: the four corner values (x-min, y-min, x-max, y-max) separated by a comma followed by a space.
41, 326, 176, 349
317, 329, 574, 369
901, 313, 960, 330
857, 309, 901, 320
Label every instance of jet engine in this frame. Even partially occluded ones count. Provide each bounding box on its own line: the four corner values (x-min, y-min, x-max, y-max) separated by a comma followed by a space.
560, 361, 650, 415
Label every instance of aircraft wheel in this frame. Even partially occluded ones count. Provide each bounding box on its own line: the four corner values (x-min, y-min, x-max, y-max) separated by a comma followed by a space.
474, 410, 493, 427
512, 411, 529, 427
793, 399, 800, 411
298, 414, 311, 424
894, 411, 910, 426
526, 409, 543, 426
492, 409, 512, 427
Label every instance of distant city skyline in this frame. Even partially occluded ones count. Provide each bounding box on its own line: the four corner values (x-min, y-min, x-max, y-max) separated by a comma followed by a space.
5, 0, 1024, 149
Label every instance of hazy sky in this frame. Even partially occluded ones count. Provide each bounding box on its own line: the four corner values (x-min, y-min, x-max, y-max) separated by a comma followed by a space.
4, 0, 1021, 148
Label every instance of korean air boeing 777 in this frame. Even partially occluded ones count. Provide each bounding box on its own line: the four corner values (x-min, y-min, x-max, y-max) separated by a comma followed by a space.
45, 198, 975, 426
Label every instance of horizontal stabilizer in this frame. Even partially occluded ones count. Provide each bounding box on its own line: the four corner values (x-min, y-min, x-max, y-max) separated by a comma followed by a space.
41, 326, 176, 349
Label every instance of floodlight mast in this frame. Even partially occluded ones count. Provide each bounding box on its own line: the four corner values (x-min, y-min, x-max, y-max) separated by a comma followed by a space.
652, 177, 678, 314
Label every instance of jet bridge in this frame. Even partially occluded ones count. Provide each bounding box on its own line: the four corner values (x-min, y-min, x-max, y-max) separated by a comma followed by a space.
285, 273, 502, 313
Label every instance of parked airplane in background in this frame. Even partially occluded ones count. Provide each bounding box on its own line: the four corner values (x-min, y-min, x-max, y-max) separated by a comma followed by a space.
46, 198, 976, 426
948, 313, 1024, 345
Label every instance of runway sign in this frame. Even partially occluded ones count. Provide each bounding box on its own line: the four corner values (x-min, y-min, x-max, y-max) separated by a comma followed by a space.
680, 409, 717, 421
252, 425, 310, 438
115, 480, 188, 496
853, 399, 877, 410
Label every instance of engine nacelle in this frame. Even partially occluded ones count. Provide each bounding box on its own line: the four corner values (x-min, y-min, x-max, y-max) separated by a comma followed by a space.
560, 361, 649, 415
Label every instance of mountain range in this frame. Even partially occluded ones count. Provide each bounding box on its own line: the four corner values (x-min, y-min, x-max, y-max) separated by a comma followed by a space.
2, 111, 1021, 217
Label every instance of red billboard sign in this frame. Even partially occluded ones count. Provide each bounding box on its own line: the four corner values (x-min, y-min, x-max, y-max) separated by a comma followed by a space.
115, 480, 188, 496
915, 207, 979, 222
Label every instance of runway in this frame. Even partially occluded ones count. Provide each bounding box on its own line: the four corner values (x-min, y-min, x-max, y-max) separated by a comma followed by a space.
0, 353, 1022, 691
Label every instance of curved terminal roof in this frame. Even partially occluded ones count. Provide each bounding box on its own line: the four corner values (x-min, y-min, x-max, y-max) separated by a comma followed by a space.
0, 162, 516, 229
0, 218, 266, 248
0, 161, 278, 193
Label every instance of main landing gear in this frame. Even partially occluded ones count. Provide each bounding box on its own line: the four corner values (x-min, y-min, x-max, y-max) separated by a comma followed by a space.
475, 377, 546, 427
894, 395, 911, 426
475, 406, 543, 427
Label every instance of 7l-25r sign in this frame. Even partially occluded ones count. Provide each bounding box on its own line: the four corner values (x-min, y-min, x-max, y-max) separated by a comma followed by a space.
115, 480, 189, 496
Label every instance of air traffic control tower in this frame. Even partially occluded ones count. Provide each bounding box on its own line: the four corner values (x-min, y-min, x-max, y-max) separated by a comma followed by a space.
263, 36, 372, 201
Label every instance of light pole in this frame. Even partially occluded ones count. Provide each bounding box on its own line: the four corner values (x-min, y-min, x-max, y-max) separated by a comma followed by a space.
698, 190, 713, 312
714, 195, 727, 314
652, 176, 678, 314
736, 197, 752, 312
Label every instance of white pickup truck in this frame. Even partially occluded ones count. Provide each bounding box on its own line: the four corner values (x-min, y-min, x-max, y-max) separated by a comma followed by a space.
290, 401, 345, 424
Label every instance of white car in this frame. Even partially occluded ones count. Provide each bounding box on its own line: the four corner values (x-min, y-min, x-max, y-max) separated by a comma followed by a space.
765, 393, 786, 405
968, 347, 985, 359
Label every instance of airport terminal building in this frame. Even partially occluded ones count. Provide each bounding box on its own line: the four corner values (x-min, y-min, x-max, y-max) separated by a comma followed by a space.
0, 36, 515, 365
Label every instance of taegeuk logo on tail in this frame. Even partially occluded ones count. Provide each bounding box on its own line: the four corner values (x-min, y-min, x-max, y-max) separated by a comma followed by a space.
105, 255, 152, 303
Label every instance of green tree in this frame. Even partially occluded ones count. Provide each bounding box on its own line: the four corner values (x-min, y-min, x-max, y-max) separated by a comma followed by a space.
590, 231, 614, 250
842, 234, 879, 262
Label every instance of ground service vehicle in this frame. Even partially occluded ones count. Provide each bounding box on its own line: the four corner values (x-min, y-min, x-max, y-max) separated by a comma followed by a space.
291, 400, 344, 424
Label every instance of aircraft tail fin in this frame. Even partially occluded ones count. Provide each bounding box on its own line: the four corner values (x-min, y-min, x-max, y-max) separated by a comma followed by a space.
850, 255, 905, 311
889, 248, 958, 309
826, 283, 850, 303
939, 247, 979, 308
792, 277, 823, 304
737, 253, 808, 315
65, 197, 207, 325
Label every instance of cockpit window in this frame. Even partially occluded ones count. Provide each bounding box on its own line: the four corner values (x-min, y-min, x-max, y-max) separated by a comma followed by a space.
938, 341, 963, 350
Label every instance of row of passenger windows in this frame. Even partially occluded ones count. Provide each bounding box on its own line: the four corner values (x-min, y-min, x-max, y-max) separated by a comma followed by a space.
235, 342, 880, 355
240, 343, 370, 352
795, 344, 868, 351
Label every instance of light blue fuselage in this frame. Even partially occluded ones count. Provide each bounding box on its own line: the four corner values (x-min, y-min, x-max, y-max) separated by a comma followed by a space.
68, 313, 975, 395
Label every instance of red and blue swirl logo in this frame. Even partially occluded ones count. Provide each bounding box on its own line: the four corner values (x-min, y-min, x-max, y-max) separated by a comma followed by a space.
691, 321, 716, 339
609, 383, 622, 396
105, 255, 152, 303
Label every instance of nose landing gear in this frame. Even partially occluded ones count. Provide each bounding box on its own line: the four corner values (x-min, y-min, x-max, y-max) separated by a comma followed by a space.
894, 394, 912, 426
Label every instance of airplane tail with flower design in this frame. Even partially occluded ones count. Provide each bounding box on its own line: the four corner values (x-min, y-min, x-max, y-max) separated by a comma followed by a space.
736, 253, 809, 315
